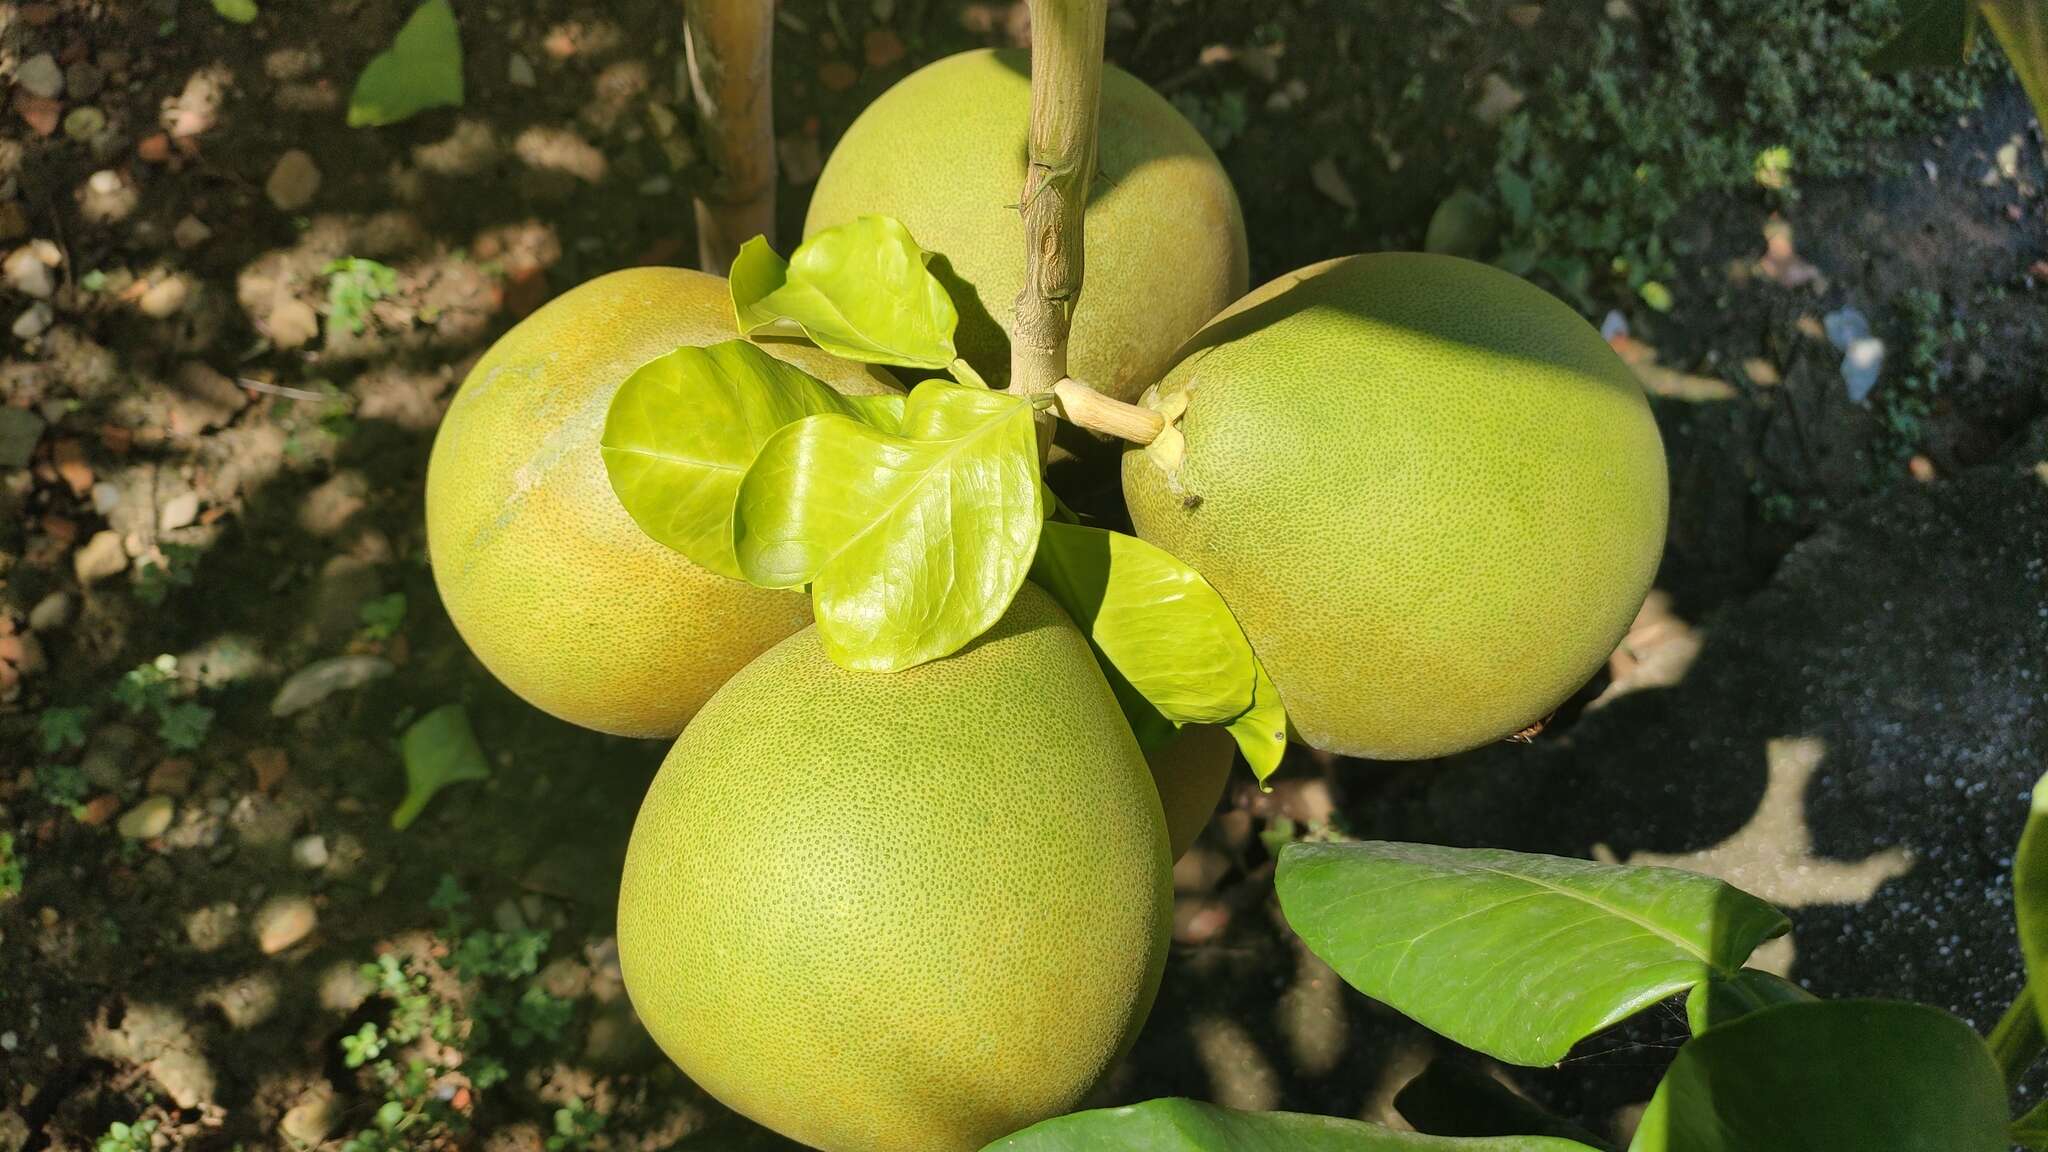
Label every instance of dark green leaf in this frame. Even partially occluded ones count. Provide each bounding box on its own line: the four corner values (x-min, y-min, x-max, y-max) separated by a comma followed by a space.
1030, 522, 1287, 781
1276, 842, 1790, 1066
730, 217, 958, 369
393, 704, 490, 830
2012, 1098, 2048, 1150
735, 380, 1041, 670
987, 1098, 1599, 1151
602, 340, 888, 580
2016, 770, 2048, 1032
1867, 0, 1977, 71
348, 0, 464, 128
1394, 1061, 1612, 1150
1683, 967, 1814, 1034
1628, 1000, 2007, 1151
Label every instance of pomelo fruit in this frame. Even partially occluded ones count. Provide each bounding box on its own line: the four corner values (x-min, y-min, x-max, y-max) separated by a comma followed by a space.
617, 583, 1171, 1152
425, 267, 896, 738
803, 48, 1249, 402
1147, 725, 1235, 860
1122, 253, 1668, 760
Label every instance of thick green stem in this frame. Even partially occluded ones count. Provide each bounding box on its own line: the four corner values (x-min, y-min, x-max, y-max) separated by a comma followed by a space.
1008, 0, 1108, 401
684, 0, 777, 276
1992, 980, 2045, 1090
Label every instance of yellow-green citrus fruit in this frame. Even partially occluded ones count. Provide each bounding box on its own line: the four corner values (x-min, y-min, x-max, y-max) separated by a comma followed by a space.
1147, 725, 1235, 859
425, 267, 896, 738
617, 583, 1171, 1152
804, 48, 1249, 402
1123, 254, 1668, 760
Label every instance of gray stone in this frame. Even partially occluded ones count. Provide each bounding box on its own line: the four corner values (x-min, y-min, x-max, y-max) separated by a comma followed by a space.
73, 529, 128, 584
15, 54, 62, 100
0, 407, 45, 469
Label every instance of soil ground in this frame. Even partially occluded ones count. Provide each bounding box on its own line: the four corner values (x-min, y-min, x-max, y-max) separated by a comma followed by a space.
1, 1, 2045, 1149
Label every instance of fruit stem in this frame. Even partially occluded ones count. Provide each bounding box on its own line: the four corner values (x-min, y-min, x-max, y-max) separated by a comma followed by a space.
1052, 377, 1163, 443
684, 0, 777, 276
1008, 0, 1109, 402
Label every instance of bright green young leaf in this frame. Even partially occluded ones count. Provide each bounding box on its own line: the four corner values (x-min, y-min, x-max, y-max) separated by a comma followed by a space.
1683, 967, 1814, 1035
1628, 1000, 2007, 1152
211, 0, 258, 24
735, 380, 1041, 671
1868, 0, 1977, 71
1275, 842, 1790, 1067
1393, 1061, 1613, 1150
348, 0, 464, 128
842, 392, 907, 432
1984, 3, 2048, 206
2014, 769, 2048, 1030
1029, 522, 1287, 780
986, 1098, 1600, 1152
729, 217, 959, 369
393, 704, 490, 831
602, 340, 888, 580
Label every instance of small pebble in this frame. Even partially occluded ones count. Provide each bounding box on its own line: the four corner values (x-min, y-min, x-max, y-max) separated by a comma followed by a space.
4, 247, 54, 299
91, 481, 121, 514
138, 276, 190, 319
12, 303, 53, 340
173, 215, 212, 249
73, 529, 129, 584
265, 150, 322, 211
117, 795, 176, 840
291, 835, 329, 871
507, 53, 537, 87
253, 894, 318, 954
16, 54, 63, 100
61, 106, 105, 143
147, 757, 195, 796
159, 491, 199, 531
28, 591, 71, 632
266, 298, 320, 349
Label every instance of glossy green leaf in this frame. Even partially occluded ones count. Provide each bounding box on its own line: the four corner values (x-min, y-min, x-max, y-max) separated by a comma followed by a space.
1984, 3, 2048, 210
1868, 0, 1977, 71
1228, 660, 1289, 783
1394, 1061, 1611, 1149
1683, 967, 1814, 1035
736, 380, 1041, 671
348, 0, 464, 127
1029, 522, 1287, 780
987, 1098, 1599, 1151
2013, 1099, 2048, 1150
730, 217, 958, 369
1275, 842, 1790, 1066
393, 704, 489, 830
601, 341, 884, 580
1629, 1000, 2007, 1152
2014, 769, 2048, 1032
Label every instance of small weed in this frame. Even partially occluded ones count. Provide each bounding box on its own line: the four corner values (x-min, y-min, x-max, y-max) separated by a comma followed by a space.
357, 593, 408, 641
324, 258, 400, 335
338, 877, 579, 1151
546, 1099, 605, 1152
115, 655, 215, 752
38, 763, 90, 815
134, 544, 201, 607
0, 832, 22, 901
1875, 287, 1969, 468
36, 705, 90, 755
94, 1119, 157, 1152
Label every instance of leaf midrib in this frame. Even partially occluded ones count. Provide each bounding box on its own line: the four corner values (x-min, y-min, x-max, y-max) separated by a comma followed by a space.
1471, 864, 1717, 968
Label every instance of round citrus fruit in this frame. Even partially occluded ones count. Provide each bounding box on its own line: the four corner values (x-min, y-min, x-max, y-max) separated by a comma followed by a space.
803, 48, 1248, 402
617, 583, 1171, 1152
1147, 725, 1235, 859
1122, 253, 1668, 760
425, 267, 896, 738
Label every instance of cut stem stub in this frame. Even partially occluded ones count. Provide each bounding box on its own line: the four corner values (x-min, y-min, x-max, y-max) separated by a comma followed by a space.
685, 1, 777, 276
